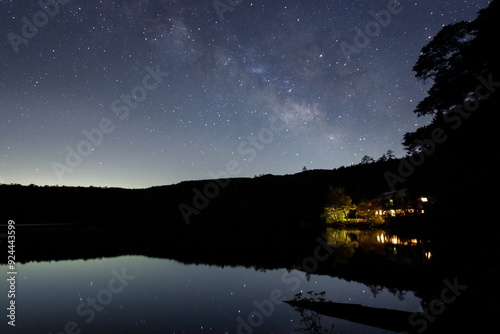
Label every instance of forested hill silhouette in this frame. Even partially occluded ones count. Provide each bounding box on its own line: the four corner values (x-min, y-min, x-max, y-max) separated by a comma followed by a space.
2, 1, 498, 230
0, 159, 401, 227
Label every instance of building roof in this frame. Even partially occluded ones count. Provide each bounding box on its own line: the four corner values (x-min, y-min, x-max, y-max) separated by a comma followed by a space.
371, 189, 408, 202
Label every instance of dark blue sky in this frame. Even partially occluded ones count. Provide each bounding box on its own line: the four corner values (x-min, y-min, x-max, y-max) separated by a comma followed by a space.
0, 0, 491, 188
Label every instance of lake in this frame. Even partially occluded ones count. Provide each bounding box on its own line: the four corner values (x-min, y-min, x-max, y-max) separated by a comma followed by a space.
2, 225, 493, 333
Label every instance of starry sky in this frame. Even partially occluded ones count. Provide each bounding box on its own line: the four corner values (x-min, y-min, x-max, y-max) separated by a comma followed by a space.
0, 0, 492, 189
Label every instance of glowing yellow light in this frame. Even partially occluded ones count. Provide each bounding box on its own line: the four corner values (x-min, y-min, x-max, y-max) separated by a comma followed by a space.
420, 197, 428, 202
377, 234, 386, 243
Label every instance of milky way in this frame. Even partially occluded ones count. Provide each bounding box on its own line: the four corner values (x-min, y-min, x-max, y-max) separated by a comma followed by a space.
0, 0, 492, 188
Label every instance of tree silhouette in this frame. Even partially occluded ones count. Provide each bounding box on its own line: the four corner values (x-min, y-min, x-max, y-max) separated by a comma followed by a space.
377, 150, 396, 162
321, 186, 355, 223
290, 291, 334, 334
360, 155, 375, 164
385, 150, 395, 160
403, 0, 500, 152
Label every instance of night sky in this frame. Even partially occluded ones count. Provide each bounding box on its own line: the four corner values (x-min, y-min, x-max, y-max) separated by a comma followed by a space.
0, 0, 492, 189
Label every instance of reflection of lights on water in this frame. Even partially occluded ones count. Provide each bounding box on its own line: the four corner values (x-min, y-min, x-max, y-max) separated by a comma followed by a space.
376, 233, 433, 260
376, 234, 422, 246
376, 233, 400, 245
376, 234, 384, 243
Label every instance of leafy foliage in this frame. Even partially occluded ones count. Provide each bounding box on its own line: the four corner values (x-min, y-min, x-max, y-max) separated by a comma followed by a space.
404, 0, 500, 151
321, 186, 355, 223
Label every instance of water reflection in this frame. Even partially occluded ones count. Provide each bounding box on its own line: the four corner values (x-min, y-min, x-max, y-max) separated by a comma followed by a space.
2, 254, 422, 333
288, 290, 414, 333
325, 228, 432, 267
4, 226, 458, 333
289, 291, 335, 334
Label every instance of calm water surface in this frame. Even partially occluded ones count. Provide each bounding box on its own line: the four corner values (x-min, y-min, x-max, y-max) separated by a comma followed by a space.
2, 228, 433, 333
